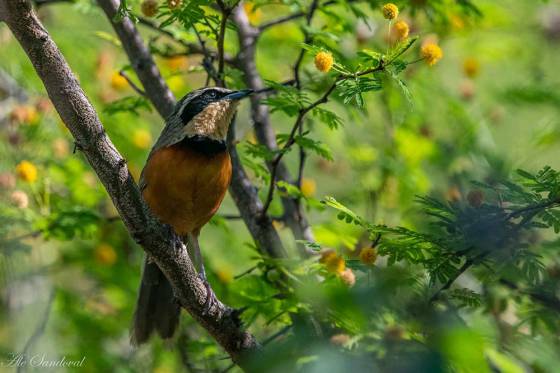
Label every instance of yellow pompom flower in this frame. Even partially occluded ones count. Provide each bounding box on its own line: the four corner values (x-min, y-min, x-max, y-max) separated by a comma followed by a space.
95, 243, 117, 266
393, 20, 409, 40
330, 334, 351, 346
133, 129, 153, 149
165, 55, 188, 71
300, 178, 317, 197
314, 51, 334, 73
319, 250, 345, 274
16, 161, 38, 183
167, 75, 186, 93
10, 190, 29, 209
359, 247, 378, 265
141, 0, 158, 17
10, 105, 39, 125
421, 43, 443, 66
340, 268, 356, 287
463, 57, 480, 78
110, 71, 128, 91
382, 3, 399, 20
243, 2, 262, 25
216, 267, 233, 284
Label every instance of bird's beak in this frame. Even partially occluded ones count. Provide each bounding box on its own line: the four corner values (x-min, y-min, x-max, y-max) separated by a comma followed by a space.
224, 89, 254, 100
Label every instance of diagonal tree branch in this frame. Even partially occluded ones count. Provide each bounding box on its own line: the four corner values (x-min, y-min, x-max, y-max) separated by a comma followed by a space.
232, 4, 315, 257
0, 0, 259, 367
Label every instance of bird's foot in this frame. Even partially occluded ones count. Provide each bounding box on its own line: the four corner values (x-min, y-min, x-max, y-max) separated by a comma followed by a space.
163, 224, 184, 253
198, 273, 217, 316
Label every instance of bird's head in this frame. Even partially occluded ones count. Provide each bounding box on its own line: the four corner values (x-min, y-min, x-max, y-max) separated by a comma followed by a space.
175, 87, 253, 141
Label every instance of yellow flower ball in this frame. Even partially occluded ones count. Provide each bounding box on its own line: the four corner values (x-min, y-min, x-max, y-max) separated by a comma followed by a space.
393, 20, 409, 40
467, 189, 484, 208
319, 250, 345, 274
167, 75, 186, 93
330, 334, 351, 346
110, 71, 128, 91
141, 0, 158, 17
421, 43, 443, 66
16, 161, 38, 183
10, 105, 39, 125
165, 55, 188, 71
450, 14, 465, 30
216, 267, 233, 284
463, 57, 480, 78
10, 190, 29, 209
382, 3, 399, 20
53, 138, 69, 159
319, 249, 336, 264
359, 247, 378, 265
95, 243, 117, 266
243, 2, 262, 25
446, 186, 462, 203
314, 51, 334, 73
340, 268, 356, 287
167, 0, 181, 10
133, 129, 153, 149
300, 178, 317, 197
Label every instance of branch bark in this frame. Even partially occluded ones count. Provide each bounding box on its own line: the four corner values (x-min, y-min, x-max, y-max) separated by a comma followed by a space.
0, 0, 259, 367
232, 4, 315, 256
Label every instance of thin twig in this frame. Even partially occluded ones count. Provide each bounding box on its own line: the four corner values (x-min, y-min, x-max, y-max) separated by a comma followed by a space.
192, 25, 220, 85
293, 0, 320, 90
261, 63, 385, 215
17, 289, 56, 373
505, 197, 560, 221
253, 79, 296, 95
216, 0, 231, 87
258, 0, 359, 32
234, 265, 258, 279
263, 325, 292, 345
499, 279, 560, 313
429, 251, 489, 303
293, 0, 322, 200
138, 15, 211, 57
119, 70, 146, 96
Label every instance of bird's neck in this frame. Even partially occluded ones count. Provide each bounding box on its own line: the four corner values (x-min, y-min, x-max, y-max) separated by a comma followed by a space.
183, 100, 238, 141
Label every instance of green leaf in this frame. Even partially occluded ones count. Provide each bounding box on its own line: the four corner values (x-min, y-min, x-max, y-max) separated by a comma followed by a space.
292, 134, 333, 161
336, 76, 382, 107
276, 180, 303, 199
243, 142, 277, 161
387, 36, 418, 63
312, 107, 343, 130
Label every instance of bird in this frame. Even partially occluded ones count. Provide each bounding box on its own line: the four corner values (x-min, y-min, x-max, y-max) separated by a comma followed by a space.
131, 87, 253, 345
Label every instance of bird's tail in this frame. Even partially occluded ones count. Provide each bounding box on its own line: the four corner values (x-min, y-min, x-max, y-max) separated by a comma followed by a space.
131, 258, 181, 345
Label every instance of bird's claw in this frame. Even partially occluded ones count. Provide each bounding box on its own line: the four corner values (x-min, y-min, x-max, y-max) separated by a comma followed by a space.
198, 273, 217, 316
163, 224, 184, 253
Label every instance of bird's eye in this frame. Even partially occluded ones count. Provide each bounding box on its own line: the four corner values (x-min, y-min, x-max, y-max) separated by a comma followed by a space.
207, 91, 217, 99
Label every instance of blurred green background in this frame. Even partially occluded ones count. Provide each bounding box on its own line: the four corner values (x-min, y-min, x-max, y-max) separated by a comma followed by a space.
1, 0, 560, 372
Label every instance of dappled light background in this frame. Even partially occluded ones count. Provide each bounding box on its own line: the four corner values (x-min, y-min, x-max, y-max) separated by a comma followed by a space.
1, 0, 560, 372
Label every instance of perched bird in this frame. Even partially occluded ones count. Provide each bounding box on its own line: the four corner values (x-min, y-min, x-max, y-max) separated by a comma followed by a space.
131, 87, 253, 345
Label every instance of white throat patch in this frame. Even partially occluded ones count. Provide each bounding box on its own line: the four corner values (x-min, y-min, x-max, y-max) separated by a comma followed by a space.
183, 100, 239, 141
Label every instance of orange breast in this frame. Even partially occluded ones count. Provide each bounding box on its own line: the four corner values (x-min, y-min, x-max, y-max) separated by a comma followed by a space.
141, 145, 232, 236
